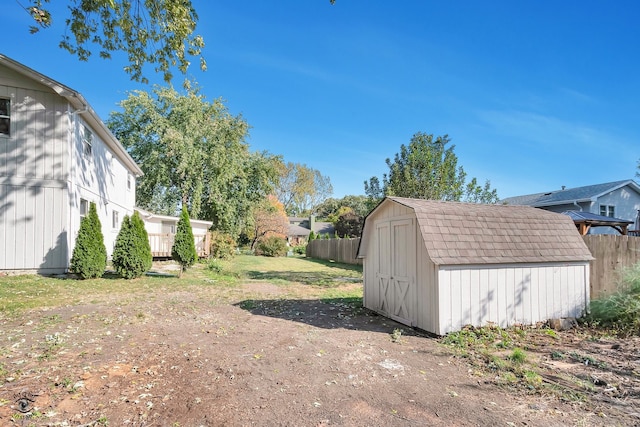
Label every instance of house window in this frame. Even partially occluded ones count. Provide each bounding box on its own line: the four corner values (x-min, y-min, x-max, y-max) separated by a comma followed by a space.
600, 205, 615, 218
0, 99, 10, 136
112, 210, 119, 229
82, 125, 93, 158
80, 198, 89, 218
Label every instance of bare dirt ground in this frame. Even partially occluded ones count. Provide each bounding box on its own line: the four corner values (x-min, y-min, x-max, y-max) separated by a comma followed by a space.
0, 268, 639, 426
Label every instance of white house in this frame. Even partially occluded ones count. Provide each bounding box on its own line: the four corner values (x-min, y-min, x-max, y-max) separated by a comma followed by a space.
0, 54, 143, 274
357, 197, 594, 335
502, 180, 640, 235
134, 208, 212, 258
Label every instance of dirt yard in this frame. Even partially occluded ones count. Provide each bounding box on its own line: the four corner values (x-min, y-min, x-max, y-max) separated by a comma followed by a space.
0, 262, 639, 426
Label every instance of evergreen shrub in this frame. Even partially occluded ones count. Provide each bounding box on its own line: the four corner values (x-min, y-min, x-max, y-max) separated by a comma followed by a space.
70, 202, 107, 279
112, 211, 152, 279
172, 206, 197, 272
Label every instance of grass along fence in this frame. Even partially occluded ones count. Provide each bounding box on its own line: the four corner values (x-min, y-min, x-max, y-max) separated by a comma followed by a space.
306, 238, 362, 265
305, 234, 640, 299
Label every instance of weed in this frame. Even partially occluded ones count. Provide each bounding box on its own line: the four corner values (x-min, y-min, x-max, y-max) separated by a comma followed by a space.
508, 348, 527, 364
390, 328, 403, 343
523, 370, 542, 387
568, 351, 607, 368
551, 351, 565, 360
207, 258, 224, 273
585, 263, 640, 336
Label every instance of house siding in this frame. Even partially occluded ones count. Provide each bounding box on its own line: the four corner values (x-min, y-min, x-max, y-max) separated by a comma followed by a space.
0, 65, 71, 273
436, 263, 590, 335
0, 58, 140, 273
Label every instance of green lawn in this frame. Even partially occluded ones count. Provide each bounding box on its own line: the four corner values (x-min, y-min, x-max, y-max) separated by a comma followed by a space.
0, 255, 363, 315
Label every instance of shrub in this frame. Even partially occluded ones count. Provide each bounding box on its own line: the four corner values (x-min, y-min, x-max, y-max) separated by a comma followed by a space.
207, 258, 223, 273
308, 231, 316, 241
209, 231, 236, 260
112, 211, 152, 279
172, 206, 197, 272
586, 263, 640, 336
293, 244, 307, 255
70, 202, 107, 279
256, 236, 288, 257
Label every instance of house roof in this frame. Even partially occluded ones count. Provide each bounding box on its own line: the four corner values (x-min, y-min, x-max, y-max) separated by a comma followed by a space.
360, 197, 593, 266
134, 207, 213, 227
501, 180, 640, 207
0, 54, 143, 176
287, 219, 335, 237
562, 210, 633, 225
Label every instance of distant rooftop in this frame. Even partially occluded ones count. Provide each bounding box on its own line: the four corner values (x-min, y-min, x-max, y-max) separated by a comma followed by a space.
501, 179, 640, 207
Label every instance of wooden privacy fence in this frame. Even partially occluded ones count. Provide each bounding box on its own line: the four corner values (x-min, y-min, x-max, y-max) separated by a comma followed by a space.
306, 238, 362, 265
147, 233, 212, 258
583, 235, 640, 299
305, 235, 640, 300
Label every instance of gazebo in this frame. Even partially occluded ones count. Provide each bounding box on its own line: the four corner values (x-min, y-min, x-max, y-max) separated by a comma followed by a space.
562, 211, 634, 236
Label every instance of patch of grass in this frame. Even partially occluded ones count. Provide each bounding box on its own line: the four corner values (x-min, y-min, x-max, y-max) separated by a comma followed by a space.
585, 263, 640, 336
508, 348, 527, 364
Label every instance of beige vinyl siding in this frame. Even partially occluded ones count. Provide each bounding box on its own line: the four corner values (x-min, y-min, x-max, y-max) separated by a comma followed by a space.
0, 70, 69, 182
436, 263, 589, 335
0, 184, 68, 273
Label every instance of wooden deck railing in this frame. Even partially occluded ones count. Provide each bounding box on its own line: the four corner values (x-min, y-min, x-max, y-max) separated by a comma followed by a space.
147, 233, 211, 258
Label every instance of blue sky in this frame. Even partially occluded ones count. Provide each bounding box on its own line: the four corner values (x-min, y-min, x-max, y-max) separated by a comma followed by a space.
5, 1, 639, 199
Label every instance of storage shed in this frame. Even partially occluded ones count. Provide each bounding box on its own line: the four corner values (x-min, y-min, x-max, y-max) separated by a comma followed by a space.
357, 197, 594, 335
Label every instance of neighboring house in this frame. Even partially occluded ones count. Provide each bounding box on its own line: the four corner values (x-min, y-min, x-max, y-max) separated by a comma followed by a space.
0, 54, 143, 274
501, 180, 640, 235
357, 197, 593, 335
287, 216, 335, 244
134, 208, 212, 258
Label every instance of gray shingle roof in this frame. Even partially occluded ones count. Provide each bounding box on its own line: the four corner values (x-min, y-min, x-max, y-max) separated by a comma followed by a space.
387, 197, 593, 265
501, 180, 640, 207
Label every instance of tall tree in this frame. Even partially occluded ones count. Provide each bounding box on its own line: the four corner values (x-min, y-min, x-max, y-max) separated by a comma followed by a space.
365, 132, 499, 204
108, 85, 279, 236
315, 195, 371, 221
246, 195, 289, 251
23, 0, 205, 83
275, 162, 333, 216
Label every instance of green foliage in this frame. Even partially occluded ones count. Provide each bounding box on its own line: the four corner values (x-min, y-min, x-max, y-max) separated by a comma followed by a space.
365, 132, 499, 204
207, 258, 224, 273
112, 212, 152, 279
70, 202, 107, 279
508, 348, 527, 364
108, 86, 279, 237
26, 0, 205, 83
585, 263, 640, 336
292, 244, 307, 255
335, 211, 363, 238
275, 161, 333, 216
209, 231, 236, 260
308, 231, 317, 241
315, 195, 371, 221
172, 207, 197, 272
256, 236, 288, 257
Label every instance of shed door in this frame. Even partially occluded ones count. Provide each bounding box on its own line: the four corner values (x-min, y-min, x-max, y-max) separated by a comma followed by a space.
375, 218, 416, 326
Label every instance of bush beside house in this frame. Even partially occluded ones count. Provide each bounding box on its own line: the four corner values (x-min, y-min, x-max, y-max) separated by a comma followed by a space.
70, 202, 107, 279
112, 211, 153, 279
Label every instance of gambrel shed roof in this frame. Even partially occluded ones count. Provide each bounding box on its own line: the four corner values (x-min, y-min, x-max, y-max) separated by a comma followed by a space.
360, 197, 594, 266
